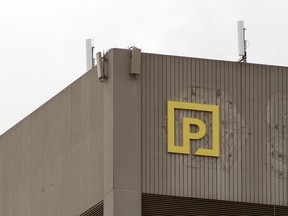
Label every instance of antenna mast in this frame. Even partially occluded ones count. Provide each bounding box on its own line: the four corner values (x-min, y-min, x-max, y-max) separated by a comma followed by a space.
237, 21, 247, 63
86, 39, 95, 71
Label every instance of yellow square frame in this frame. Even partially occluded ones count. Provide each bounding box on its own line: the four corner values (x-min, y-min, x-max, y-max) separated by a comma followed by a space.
167, 101, 220, 157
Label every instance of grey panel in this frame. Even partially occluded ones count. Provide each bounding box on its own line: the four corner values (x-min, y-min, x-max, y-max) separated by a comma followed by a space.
141, 53, 288, 206
0, 67, 104, 215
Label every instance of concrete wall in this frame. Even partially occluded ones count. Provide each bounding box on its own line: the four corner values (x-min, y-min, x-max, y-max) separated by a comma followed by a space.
0, 67, 104, 215
103, 49, 142, 216
141, 53, 288, 206
2, 48, 287, 215
0, 48, 142, 216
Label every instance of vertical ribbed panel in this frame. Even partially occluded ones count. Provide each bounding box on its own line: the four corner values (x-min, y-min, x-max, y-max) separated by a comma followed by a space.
141, 53, 288, 206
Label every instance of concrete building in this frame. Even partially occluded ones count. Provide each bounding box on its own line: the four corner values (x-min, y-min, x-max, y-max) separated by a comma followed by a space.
1, 48, 288, 215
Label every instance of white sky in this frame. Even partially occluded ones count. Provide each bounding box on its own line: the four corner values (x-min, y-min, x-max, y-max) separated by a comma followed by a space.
1, 0, 288, 135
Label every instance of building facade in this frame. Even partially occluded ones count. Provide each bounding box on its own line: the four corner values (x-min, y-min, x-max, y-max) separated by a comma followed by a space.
1, 49, 288, 215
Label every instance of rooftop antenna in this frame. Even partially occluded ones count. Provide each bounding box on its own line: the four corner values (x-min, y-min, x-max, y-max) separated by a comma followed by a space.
237, 20, 247, 63
86, 39, 95, 71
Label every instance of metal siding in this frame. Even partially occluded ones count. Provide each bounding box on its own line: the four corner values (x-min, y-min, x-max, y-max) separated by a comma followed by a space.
141, 53, 288, 206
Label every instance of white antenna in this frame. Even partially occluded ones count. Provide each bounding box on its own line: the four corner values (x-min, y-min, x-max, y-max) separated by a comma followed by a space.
237, 20, 247, 63
86, 39, 94, 71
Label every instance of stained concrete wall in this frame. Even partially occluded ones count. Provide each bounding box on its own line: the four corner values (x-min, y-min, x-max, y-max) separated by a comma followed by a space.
0, 48, 142, 216
0, 67, 104, 215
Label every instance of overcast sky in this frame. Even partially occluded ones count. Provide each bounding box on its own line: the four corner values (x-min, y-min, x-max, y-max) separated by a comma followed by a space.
1, 0, 288, 135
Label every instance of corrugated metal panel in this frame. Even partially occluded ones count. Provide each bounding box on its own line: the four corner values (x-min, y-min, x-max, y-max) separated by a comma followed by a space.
141, 53, 288, 206
142, 193, 288, 216
80, 200, 103, 216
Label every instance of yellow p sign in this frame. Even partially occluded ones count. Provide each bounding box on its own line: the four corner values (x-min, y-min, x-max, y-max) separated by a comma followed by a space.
167, 101, 220, 157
